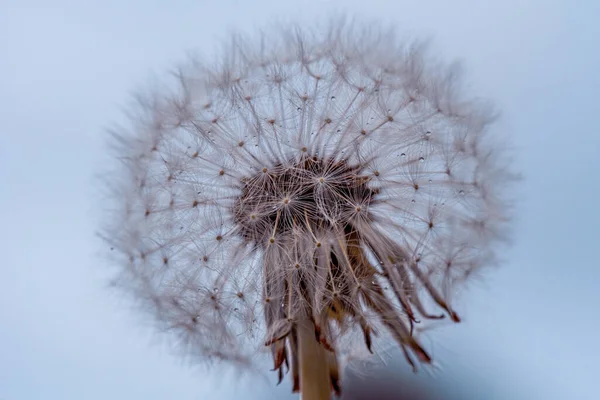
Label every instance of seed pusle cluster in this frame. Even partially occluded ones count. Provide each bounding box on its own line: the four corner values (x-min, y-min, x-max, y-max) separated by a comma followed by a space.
102, 21, 514, 398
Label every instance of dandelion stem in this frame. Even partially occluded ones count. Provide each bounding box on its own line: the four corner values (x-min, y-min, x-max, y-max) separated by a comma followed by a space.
297, 318, 331, 400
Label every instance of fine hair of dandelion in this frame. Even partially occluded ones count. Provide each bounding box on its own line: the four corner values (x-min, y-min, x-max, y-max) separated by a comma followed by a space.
101, 20, 514, 397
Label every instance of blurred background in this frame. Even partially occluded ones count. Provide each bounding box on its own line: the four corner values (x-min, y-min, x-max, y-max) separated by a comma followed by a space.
1, 1, 599, 399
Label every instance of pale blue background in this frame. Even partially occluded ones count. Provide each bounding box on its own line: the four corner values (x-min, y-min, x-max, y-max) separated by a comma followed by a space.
1, 1, 599, 399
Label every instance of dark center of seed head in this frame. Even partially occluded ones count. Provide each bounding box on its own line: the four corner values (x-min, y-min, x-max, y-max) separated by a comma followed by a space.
233, 157, 377, 245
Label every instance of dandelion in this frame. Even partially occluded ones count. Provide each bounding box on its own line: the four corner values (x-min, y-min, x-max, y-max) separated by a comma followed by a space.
102, 20, 513, 400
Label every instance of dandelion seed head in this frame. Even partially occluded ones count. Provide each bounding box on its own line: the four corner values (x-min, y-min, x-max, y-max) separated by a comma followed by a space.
102, 19, 515, 395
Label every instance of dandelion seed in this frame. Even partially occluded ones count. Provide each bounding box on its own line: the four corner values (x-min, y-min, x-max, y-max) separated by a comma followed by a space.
101, 19, 515, 400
